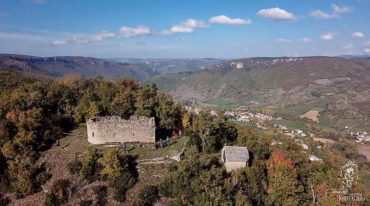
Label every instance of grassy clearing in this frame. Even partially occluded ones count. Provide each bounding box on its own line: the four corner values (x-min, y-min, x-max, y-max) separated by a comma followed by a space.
319, 115, 332, 127
58, 125, 91, 155
128, 136, 189, 159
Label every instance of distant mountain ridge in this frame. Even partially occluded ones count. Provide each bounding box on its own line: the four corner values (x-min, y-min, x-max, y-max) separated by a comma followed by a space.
107, 58, 225, 73
151, 56, 370, 130
0, 54, 158, 81
152, 56, 370, 97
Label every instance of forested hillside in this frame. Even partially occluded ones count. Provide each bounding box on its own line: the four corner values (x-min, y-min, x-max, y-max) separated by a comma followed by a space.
0, 71, 183, 203
0, 54, 158, 81
0, 71, 369, 205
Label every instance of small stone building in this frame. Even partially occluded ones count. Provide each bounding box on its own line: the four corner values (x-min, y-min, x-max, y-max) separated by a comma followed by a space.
221, 146, 249, 172
87, 116, 156, 144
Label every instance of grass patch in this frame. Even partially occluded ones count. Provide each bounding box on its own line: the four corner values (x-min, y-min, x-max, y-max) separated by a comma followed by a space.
58, 126, 91, 156
319, 115, 332, 127
127, 136, 189, 159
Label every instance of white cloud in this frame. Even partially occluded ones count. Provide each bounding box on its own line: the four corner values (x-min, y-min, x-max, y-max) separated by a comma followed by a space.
209, 15, 251, 25
321, 33, 336, 40
53, 26, 150, 45
164, 19, 208, 34
257, 8, 296, 21
332, 4, 352, 14
352, 32, 365, 38
309, 10, 335, 19
119, 26, 151, 37
301, 37, 311, 43
364, 48, 370, 53
275, 38, 294, 43
160, 30, 172, 35
72, 30, 115, 44
343, 43, 353, 49
310, 4, 352, 19
53, 30, 116, 45
52, 40, 66, 45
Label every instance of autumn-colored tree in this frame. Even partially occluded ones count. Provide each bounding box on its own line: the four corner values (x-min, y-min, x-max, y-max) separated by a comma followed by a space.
99, 149, 125, 178
266, 150, 301, 206
182, 113, 191, 128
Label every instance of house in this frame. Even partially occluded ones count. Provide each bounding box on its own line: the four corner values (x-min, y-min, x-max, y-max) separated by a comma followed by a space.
221, 146, 250, 172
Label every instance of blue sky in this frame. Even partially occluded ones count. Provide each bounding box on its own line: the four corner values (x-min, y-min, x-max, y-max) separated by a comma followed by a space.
0, 0, 370, 58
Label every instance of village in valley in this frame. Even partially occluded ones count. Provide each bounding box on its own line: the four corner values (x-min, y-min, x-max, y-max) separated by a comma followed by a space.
185, 104, 370, 162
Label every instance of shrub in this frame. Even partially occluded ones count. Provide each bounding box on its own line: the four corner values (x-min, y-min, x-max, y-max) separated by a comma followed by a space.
109, 174, 136, 202
0, 193, 10, 206
93, 185, 107, 206
135, 185, 159, 206
99, 150, 138, 202
67, 158, 82, 175
79, 148, 102, 182
159, 177, 174, 197
78, 199, 93, 206
44, 179, 71, 206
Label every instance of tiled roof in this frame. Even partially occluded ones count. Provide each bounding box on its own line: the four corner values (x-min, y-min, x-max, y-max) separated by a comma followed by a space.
223, 146, 249, 162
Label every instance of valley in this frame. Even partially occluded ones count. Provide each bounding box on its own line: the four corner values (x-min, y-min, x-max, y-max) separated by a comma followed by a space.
153, 56, 370, 133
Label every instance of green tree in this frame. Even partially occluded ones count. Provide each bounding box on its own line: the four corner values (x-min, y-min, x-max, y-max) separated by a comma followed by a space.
99, 149, 138, 202
191, 166, 228, 205
112, 79, 138, 118
80, 147, 102, 182
135, 84, 158, 117
155, 92, 183, 130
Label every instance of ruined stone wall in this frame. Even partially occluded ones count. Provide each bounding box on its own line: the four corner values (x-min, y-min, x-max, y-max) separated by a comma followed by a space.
87, 116, 156, 144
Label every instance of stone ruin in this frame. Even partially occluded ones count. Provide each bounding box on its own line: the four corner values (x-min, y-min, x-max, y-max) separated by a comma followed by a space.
87, 115, 156, 144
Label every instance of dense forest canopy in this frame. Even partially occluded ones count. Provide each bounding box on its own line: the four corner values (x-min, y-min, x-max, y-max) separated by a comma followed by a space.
0, 71, 183, 197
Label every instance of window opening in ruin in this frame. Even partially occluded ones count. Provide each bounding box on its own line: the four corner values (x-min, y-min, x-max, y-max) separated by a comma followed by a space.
92, 132, 94, 137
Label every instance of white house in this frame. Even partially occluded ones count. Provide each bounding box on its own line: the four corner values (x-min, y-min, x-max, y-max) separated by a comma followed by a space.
221, 146, 249, 172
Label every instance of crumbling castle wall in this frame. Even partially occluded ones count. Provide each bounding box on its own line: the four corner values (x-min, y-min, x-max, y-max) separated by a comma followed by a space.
87, 116, 156, 144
